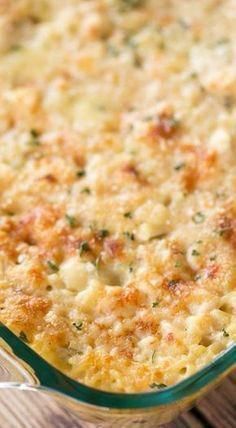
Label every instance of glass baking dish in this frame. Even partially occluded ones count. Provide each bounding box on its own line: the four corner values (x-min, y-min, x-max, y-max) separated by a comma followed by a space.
0, 323, 235, 427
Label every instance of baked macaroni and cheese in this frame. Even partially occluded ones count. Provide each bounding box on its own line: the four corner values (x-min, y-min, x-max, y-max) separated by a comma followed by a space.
0, 0, 235, 392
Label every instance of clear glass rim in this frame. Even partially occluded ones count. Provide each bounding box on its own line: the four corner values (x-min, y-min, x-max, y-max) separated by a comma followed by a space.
0, 323, 235, 410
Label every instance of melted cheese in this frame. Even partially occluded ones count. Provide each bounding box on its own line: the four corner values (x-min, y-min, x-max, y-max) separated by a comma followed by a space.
0, 0, 235, 392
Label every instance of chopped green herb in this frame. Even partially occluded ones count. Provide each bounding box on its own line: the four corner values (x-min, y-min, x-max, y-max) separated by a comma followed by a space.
124, 211, 133, 218
149, 233, 167, 241
152, 301, 159, 308
123, 231, 135, 241
79, 241, 90, 255
216, 228, 226, 237
29, 15, 41, 24
158, 40, 166, 50
96, 104, 106, 112
29, 129, 40, 146
107, 44, 119, 57
6, 211, 15, 216
65, 214, 77, 228
124, 35, 137, 48
190, 72, 198, 79
73, 321, 83, 331
133, 53, 142, 68
47, 260, 59, 273
199, 84, 206, 94
192, 212, 205, 224
98, 229, 109, 239
191, 249, 200, 256
222, 328, 229, 337
10, 44, 22, 52
174, 260, 181, 268
76, 169, 86, 178
209, 255, 216, 261
81, 187, 91, 194
144, 115, 153, 122
214, 219, 232, 237
174, 162, 185, 171
150, 383, 167, 389
119, 0, 145, 12
216, 38, 230, 45
129, 265, 134, 273
19, 331, 29, 343
168, 279, 179, 289
94, 256, 101, 269
223, 96, 234, 111
152, 350, 156, 363
178, 19, 189, 30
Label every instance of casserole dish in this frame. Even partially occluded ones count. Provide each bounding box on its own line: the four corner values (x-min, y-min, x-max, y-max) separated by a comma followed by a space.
0, 323, 235, 427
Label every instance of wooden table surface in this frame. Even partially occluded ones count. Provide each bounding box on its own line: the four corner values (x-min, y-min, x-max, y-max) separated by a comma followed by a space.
0, 372, 235, 428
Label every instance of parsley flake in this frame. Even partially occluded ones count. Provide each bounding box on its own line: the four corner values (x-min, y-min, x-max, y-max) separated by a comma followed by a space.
76, 169, 86, 178
152, 301, 159, 308
123, 231, 135, 241
158, 40, 166, 50
216, 38, 230, 45
79, 241, 90, 255
224, 96, 234, 111
178, 19, 190, 30
222, 328, 229, 337
124, 211, 133, 218
19, 331, 29, 343
192, 212, 205, 224
152, 350, 156, 363
167, 279, 180, 289
174, 260, 181, 268
191, 249, 200, 256
119, 0, 144, 12
65, 214, 77, 228
73, 321, 83, 331
10, 45, 22, 52
150, 383, 167, 389
81, 187, 91, 194
107, 44, 119, 57
29, 129, 40, 146
150, 233, 167, 241
98, 229, 109, 239
47, 260, 59, 273
133, 53, 142, 68
174, 162, 185, 171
